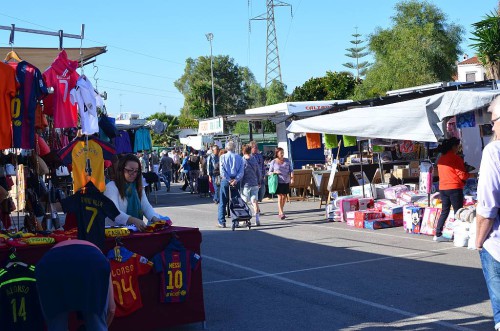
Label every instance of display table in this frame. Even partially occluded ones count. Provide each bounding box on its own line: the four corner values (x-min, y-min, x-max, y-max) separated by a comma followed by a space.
0, 226, 206, 331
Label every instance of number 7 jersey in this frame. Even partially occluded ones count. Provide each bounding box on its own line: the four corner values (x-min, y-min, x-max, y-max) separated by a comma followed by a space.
152, 237, 201, 303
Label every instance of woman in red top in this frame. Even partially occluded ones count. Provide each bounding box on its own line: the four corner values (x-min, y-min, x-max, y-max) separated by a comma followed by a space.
434, 137, 470, 242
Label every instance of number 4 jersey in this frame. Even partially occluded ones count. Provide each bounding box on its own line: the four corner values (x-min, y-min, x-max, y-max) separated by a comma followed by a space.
152, 237, 201, 303
0, 263, 44, 331
107, 246, 153, 317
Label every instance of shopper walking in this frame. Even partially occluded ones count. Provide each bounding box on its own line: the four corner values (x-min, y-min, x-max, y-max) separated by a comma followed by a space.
217, 141, 244, 228
158, 151, 174, 192
268, 147, 293, 220
207, 145, 221, 204
171, 150, 180, 183
241, 144, 262, 226
180, 151, 191, 191
477, 97, 500, 331
250, 141, 266, 202
434, 137, 469, 242
188, 150, 201, 194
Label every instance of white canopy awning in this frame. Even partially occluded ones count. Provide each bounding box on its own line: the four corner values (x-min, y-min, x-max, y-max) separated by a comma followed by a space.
287, 90, 500, 142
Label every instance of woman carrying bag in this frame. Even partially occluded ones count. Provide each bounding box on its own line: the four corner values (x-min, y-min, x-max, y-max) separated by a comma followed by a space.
267, 147, 293, 220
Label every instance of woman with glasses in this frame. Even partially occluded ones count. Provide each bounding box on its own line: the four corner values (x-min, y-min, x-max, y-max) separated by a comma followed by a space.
104, 154, 162, 231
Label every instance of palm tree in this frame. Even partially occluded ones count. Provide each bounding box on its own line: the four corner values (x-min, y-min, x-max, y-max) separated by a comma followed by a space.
470, 10, 500, 79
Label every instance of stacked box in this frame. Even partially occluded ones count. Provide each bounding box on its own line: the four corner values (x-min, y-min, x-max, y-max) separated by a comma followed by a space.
374, 199, 399, 211
346, 218, 355, 227
338, 197, 359, 222
374, 183, 390, 199
400, 191, 428, 204
381, 205, 403, 216
351, 184, 377, 199
391, 218, 404, 227
354, 211, 385, 221
419, 207, 441, 236
354, 219, 365, 228
403, 205, 424, 233
384, 185, 408, 200
364, 219, 393, 230
358, 198, 375, 211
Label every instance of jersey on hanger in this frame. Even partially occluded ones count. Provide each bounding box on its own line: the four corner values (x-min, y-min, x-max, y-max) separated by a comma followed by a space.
152, 237, 201, 303
58, 136, 115, 192
0, 62, 17, 150
0, 263, 45, 331
43, 50, 79, 128
70, 76, 101, 135
107, 246, 153, 317
61, 181, 121, 248
12, 61, 48, 149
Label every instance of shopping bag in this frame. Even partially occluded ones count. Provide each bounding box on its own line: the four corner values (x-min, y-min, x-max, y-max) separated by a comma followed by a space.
268, 174, 278, 194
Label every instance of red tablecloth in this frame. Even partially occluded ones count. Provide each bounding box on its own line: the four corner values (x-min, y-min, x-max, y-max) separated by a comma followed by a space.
0, 226, 206, 331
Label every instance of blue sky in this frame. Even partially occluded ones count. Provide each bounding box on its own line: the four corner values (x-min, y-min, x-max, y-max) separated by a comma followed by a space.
0, 1, 497, 118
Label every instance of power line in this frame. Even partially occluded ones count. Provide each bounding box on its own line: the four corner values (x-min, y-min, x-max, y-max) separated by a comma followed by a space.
100, 79, 179, 94
0, 12, 185, 65
98, 64, 177, 80
100, 85, 184, 100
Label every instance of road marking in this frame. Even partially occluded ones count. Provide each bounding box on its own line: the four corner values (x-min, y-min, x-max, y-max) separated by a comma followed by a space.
203, 250, 473, 331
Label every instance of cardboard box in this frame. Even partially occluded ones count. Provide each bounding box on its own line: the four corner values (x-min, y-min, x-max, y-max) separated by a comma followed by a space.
346, 219, 355, 227
338, 197, 359, 222
384, 185, 409, 200
374, 183, 390, 199
358, 198, 375, 210
393, 165, 409, 170
355, 219, 365, 228
354, 211, 385, 221
393, 168, 410, 179
420, 207, 441, 236
409, 161, 420, 169
403, 206, 424, 234
364, 219, 393, 230
351, 184, 377, 199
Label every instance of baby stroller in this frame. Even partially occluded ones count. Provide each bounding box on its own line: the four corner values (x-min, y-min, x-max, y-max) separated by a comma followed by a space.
228, 186, 252, 231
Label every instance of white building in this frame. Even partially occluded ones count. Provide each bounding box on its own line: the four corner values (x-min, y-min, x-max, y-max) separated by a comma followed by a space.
457, 55, 487, 82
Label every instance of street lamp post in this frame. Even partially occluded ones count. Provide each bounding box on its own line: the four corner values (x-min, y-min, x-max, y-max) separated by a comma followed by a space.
205, 32, 216, 118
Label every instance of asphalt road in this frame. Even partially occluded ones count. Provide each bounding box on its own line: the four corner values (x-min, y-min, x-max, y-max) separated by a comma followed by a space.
150, 181, 493, 331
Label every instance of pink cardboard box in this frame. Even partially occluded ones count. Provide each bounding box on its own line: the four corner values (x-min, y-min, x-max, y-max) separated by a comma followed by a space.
419, 207, 441, 236
339, 198, 359, 222
384, 185, 409, 200
346, 218, 355, 227
354, 211, 385, 221
358, 198, 375, 211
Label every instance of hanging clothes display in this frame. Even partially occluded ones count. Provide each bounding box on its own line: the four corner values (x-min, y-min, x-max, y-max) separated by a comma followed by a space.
58, 136, 115, 192
342, 135, 357, 147
456, 112, 476, 129
11, 61, 49, 149
43, 50, 80, 129
134, 128, 152, 152
70, 75, 101, 135
0, 62, 17, 150
323, 134, 338, 149
305, 133, 321, 149
115, 130, 133, 154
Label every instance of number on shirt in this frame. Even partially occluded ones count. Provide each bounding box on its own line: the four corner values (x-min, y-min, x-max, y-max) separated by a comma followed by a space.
166, 270, 183, 290
85, 206, 98, 233
11, 97, 21, 119
59, 79, 69, 102
112, 276, 137, 305
10, 297, 26, 323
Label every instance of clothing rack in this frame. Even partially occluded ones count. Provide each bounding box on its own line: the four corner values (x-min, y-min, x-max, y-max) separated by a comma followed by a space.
0, 24, 85, 50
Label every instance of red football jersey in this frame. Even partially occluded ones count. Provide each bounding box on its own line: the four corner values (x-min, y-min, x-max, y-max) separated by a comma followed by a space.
107, 246, 153, 317
43, 50, 79, 128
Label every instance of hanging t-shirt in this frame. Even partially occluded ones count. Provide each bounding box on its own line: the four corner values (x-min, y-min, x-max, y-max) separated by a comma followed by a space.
152, 237, 201, 303
133, 128, 152, 152
305, 133, 321, 149
115, 130, 133, 154
342, 135, 357, 147
0, 62, 17, 150
0, 263, 45, 331
11, 61, 48, 149
70, 75, 101, 135
61, 181, 121, 248
324, 134, 338, 149
107, 246, 153, 317
43, 50, 80, 128
58, 136, 115, 192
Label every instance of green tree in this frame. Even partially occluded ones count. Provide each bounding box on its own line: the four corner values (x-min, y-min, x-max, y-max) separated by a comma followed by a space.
471, 10, 500, 80
146, 112, 179, 146
355, 0, 463, 99
342, 28, 371, 81
175, 55, 252, 120
288, 71, 357, 101
233, 121, 250, 134
266, 80, 288, 105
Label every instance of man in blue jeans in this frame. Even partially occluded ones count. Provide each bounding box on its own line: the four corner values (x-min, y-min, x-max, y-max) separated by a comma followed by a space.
218, 141, 244, 228
477, 97, 500, 331
250, 141, 266, 203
